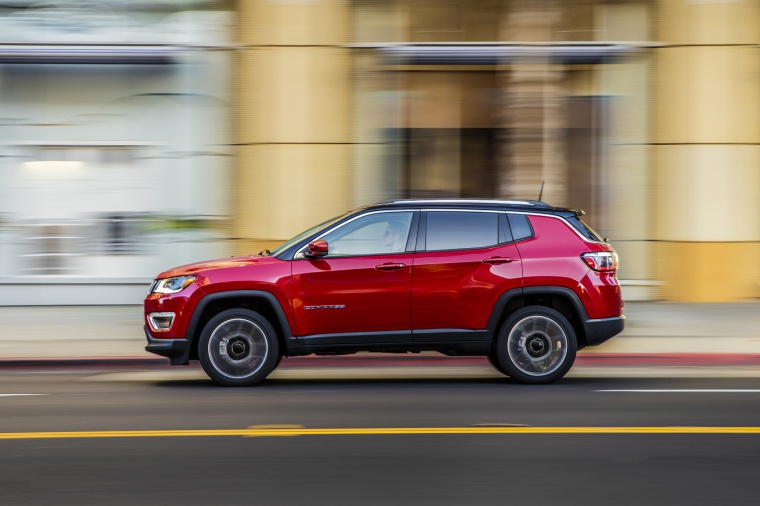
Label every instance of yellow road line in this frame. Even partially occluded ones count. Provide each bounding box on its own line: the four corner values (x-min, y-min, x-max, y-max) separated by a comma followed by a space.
2, 426, 760, 440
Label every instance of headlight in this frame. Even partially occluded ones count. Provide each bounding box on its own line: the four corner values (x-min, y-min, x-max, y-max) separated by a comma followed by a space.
151, 275, 196, 294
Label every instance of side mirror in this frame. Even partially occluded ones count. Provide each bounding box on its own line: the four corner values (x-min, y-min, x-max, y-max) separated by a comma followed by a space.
305, 239, 329, 258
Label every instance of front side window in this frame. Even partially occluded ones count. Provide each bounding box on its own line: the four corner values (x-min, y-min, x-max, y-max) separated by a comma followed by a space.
425, 211, 499, 251
319, 212, 414, 257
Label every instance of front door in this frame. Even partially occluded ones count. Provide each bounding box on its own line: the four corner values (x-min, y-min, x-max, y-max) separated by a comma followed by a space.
291, 210, 416, 344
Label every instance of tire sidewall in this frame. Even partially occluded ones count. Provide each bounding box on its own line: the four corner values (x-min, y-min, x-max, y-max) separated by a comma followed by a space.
487, 353, 508, 376
496, 306, 577, 384
198, 308, 280, 386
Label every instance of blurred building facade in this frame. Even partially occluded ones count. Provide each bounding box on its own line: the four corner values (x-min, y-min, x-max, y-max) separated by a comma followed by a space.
0, 0, 758, 304
234, 0, 760, 303
0, 0, 233, 304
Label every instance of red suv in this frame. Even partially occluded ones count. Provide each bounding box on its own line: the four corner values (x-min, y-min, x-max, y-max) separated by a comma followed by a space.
144, 199, 624, 385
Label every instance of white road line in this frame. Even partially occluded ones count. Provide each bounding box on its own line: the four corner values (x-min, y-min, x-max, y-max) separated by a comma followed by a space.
597, 390, 760, 393
0, 394, 48, 397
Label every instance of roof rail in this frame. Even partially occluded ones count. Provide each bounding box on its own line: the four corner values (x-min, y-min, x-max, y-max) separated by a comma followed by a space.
383, 199, 550, 207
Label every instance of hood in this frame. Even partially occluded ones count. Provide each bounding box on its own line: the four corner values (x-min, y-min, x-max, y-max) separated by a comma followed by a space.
156, 255, 275, 279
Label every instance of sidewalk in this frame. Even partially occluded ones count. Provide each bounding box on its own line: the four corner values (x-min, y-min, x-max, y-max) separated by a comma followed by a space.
1, 302, 760, 367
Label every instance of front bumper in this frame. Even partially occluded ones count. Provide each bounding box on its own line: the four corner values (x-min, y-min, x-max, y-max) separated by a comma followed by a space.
583, 315, 626, 346
144, 326, 192, 365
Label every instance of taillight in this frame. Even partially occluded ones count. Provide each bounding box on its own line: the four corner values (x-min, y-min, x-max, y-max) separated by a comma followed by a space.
581, 251, 618, 272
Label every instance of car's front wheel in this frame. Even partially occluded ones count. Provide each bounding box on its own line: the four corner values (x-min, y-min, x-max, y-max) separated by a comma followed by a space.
198, 309, 280, 386
495, 306, 577, 384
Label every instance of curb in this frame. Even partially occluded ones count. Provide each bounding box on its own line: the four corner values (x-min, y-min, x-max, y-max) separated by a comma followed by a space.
2, 353, 760, 369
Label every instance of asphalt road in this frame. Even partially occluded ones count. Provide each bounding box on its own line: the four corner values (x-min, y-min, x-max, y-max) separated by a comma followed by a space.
2, 367, 760, 505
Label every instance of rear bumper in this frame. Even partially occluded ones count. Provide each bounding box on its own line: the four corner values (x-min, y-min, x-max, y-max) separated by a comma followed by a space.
583, 315, 626, 346
144, 326, 192, 365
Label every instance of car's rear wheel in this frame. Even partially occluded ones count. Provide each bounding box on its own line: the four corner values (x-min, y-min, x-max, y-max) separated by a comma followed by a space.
495, 306, 577, 384
199, 309, 280, 386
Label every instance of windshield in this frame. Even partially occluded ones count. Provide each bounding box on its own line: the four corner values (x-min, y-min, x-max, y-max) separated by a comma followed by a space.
268, 212, 350, 257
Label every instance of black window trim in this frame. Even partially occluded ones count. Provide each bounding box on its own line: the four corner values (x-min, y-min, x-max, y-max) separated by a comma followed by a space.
498, 213, 513, 244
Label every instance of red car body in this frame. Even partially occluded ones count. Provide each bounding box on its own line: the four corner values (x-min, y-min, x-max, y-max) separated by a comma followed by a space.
145, 199, 624, 385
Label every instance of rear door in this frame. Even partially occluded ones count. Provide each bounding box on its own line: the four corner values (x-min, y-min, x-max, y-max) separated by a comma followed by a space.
411, 210, 523, 341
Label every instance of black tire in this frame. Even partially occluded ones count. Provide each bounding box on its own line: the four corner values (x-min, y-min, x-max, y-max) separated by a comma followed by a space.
487, 353, 508, 376
198, 308, 280, 386
495, 306, 577, 384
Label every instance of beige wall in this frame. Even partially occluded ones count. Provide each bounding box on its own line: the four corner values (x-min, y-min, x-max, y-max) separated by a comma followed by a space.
653, 0, 760, 301
657, 242, 760, 302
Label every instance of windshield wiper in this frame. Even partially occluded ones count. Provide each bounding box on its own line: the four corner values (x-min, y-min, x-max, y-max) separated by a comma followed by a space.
258, 249, 272, 256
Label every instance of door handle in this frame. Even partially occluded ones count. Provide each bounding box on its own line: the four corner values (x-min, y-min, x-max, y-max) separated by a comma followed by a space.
375, 263, 406, 271
482, 257, 514, 265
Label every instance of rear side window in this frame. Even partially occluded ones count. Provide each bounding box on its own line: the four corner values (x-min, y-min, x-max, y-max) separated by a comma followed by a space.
425, 211, 498, 251
507, 214, 534, 241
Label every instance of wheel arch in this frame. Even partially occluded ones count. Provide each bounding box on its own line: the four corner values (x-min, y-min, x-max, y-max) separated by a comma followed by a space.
186, 290, 293, 361
487, 286, 590, 349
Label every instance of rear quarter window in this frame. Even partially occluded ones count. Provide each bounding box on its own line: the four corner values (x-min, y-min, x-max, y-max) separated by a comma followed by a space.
507, 214, 534, 241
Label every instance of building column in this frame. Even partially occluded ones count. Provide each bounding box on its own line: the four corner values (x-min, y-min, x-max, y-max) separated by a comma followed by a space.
653, 0, 760, 301
234, 0, 353, 255
498, 0, 567, 205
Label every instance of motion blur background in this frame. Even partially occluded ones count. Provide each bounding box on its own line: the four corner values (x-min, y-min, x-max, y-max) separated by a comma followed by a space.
0, 0, 757, 305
